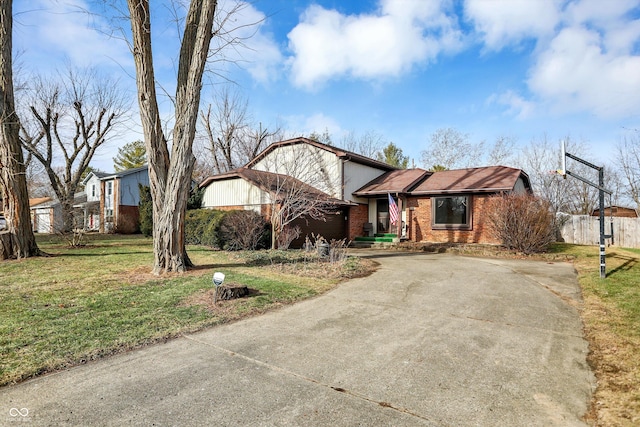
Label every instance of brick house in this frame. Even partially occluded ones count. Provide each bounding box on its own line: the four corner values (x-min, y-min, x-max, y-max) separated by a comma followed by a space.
353, 166, 531, 244
82, 165, 149, 233
200, 138, 532, 246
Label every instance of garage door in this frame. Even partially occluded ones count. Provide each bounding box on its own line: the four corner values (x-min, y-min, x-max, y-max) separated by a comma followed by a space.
288, 210, 347, 248
35, 210, 52, 233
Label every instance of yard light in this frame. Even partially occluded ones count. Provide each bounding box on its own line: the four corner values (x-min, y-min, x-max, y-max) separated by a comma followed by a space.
213, 272, 225, 304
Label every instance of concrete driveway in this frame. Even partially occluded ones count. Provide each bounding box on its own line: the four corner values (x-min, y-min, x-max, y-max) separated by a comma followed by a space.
1, 252, 594, 426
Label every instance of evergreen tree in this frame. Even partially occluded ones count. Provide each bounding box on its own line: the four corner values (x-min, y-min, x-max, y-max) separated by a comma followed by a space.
377, 142, 409, 169
138, 184, 153, 237
113, 140, 147, 171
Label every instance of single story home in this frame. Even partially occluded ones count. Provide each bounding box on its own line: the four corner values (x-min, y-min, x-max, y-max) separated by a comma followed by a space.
200, 137, 532, 247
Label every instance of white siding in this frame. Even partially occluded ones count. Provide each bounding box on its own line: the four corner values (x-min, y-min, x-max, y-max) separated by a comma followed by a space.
85, 175, 101, 202
202, 178, 268, 209
344, 162, 388, 203
252, 144, 342, 198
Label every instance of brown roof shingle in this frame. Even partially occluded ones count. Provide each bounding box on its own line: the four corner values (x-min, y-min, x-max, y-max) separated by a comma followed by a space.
410, 166, 529, 195
353, 169, 431, 196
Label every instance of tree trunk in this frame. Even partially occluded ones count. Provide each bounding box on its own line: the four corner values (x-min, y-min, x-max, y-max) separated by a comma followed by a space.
0, 0, 40, 259
128, 0, 216, 274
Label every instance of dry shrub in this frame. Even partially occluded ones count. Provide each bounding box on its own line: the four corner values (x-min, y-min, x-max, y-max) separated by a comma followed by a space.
219, 210, 268, 250
486, 192, 556, 254
277, 225, 301, 250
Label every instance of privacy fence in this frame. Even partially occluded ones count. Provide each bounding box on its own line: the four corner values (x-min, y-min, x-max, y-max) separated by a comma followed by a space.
558, 214, 640, 249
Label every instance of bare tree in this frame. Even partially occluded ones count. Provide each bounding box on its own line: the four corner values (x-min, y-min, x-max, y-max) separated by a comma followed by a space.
516, 136, 606, 215
199, 87, 278, 173
421, 128, 485, 170
200, 87, 249, 173
254, 170, 336, 250
487, 135, 517, 166
517, 136, 572, 214
0, 0, 40, 259
19, 67, 127, 232
340, 130, 386, 158
127, 0, 217, 273
616, 132, 640, 214
250, 143, 341, 248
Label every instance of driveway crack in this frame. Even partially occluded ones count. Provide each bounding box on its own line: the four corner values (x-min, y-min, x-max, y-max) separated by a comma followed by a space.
183, 334, 444, 426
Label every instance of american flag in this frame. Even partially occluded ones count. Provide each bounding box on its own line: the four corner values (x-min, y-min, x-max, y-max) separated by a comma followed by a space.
388, 193, 399, 225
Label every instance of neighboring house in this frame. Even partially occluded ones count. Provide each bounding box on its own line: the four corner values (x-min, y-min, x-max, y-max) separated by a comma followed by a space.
82, 165, 150, 233
591, 205, 638, 218
30, 197, 57, 233
200, 137, 532, 246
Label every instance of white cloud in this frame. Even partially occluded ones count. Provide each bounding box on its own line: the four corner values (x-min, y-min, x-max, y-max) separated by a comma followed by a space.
286, 0, 464, 89
464, 0, 561, 51
528, 26, 640, 118
487, 90, 536, 119
211, 1, 284, 84
467, 0, 640, 120
14, 0, 132, 71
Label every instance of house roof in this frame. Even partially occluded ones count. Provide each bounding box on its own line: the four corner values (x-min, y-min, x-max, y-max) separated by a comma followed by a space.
29, 197, 53, 207
29, 193, 90, 209
410, 166, 531, 195
244, 137, 397, 172
591, 205, 638, 217
353, 169, 432, 196
199, 167, 352, 206
82, 165, 148, 185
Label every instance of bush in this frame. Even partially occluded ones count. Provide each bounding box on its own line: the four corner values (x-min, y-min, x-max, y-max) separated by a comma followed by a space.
138, 184, 153, 237
184, 209, 226, 247
218, 210, 269, 250
486, 193, 556, 254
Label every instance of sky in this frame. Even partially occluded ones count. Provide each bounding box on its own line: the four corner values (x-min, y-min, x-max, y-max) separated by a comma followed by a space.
12, 0, 640, 172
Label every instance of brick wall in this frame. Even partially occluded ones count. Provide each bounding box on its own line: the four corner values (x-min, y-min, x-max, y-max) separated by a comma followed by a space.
347, 204, 369, 240
115, 205, 140, 234
406, 194, 499, 244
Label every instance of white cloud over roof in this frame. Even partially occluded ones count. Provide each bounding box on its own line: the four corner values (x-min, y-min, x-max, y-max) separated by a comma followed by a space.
286, 0, 464, 89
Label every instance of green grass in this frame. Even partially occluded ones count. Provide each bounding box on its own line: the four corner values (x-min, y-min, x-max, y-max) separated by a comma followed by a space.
0, 235, 363, 386
547, 243, 640, 425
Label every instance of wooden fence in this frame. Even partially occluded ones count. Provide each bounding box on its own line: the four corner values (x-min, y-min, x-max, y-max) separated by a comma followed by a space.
558, 215, 640, 248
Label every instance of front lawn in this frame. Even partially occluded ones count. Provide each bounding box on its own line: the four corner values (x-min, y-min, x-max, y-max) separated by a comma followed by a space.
0, 234, 375, 386
547, 243, 640, 426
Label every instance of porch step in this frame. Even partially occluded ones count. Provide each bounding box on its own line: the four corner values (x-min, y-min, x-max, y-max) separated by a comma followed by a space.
354, 234, 398, 244
350, 240, 399, 249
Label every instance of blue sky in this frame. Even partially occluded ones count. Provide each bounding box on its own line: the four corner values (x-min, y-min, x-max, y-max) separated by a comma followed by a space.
12, 0, 640, 171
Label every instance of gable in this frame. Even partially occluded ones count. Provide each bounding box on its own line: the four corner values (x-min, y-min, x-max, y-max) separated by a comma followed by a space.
202, 175, 267, 208
248, 140, 343, 198
245, 137, 396, 200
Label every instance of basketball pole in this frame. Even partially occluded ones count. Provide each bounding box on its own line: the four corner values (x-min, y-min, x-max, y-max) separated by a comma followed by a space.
560, 141, 613, 278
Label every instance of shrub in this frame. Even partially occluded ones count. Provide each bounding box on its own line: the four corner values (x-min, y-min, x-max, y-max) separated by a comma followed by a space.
486, 193, 556, 254
184, 209, 226, 247
187, 187, 205, 210
277, 225, 301, 250
218, 210, 268, 251
138, 184, 153, 237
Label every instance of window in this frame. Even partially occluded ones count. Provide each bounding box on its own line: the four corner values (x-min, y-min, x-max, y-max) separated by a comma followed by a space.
432, 196, 471, 229
91, 184, 96, 198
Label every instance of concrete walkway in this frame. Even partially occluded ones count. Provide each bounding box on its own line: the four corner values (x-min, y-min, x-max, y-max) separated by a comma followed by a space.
1, 252, 595, 426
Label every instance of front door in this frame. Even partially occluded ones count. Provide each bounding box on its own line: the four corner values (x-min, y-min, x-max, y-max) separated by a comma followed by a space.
376, 198, 389, 233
